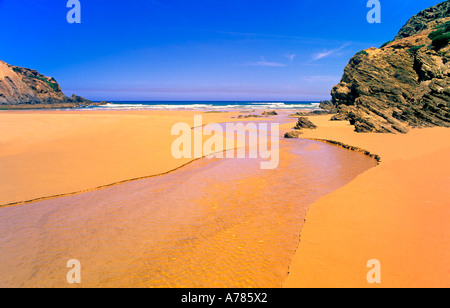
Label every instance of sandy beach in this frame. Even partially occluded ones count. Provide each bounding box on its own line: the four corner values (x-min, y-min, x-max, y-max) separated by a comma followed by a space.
1, 0, 449, 291
0, 110, 253, 207
283, 115, 450, 288
0, 109, 377, 287
0, 110, 448, 288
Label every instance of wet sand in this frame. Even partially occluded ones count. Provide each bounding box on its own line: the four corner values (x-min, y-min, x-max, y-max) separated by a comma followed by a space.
0, 110, 376, 287
283, 115, 450, 288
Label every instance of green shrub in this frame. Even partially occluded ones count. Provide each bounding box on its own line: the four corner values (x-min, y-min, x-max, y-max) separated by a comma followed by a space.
436, 21, 450, 32
429, 29, 445, 40
431, 33, 450, 50
28, 74, 61, 92
47, 82, 60, 92
408, 45, 425, 54
356, 50, 369, 56
429, 21, 450, 49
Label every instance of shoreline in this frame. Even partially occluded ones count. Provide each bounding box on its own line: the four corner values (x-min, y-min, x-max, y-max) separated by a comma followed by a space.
0, 102, 104, 110
0, 100, 321, 112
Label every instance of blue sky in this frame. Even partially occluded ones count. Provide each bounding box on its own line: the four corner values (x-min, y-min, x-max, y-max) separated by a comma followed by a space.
0, 0, 444, 101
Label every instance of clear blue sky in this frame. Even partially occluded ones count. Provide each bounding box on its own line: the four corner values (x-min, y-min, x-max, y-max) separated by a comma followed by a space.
0, 0, 444, 101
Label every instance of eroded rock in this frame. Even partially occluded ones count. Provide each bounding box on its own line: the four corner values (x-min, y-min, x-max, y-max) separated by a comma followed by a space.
329, 1, 450, 133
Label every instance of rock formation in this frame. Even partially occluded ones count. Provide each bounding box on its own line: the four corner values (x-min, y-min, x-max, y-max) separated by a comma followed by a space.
294, 117, 317, 130
237, 114, 262, 119
0, 60, 99, 108
284, 117, 317, 138
284, 130, 303, 138
318, 100, 337, 113
329, 1, 450, 133
261, 110, 278, 116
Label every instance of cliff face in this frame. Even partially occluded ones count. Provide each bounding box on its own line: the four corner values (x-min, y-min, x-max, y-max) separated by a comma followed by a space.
331, 1, 450, 133
0, 60, 95, 108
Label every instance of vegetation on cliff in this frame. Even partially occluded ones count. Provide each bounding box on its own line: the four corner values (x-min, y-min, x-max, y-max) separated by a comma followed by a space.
0, 60, 99, 108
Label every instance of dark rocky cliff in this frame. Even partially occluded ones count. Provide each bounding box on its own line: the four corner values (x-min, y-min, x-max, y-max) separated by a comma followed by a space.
330, 1, 450, 133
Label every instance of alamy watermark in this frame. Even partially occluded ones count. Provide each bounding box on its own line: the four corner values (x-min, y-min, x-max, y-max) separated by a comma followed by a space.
66, 259, 81, 284
367, 0, 381, 24
366, 259, 381, 284
171, 115, 280, 170
67, 0, 81, 24
66, 1, 380, 25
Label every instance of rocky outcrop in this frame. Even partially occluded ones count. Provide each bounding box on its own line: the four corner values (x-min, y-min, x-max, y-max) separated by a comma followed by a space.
236, 114, 262, 119
318, 100, 337, 113
394, 2, 450, 40
294, 117, 317, 130
0, 60, 99, 108
290, 110, 330, 117
284, 130, 303, 138
261, 110, 278, 116
329, 1, 450, 133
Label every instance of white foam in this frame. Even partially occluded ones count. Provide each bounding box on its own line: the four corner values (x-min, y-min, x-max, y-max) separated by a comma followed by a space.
90, 102, 320, 111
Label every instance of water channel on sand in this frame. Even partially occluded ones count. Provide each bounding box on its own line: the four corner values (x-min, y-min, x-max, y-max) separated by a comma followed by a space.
0, 120, 377, 287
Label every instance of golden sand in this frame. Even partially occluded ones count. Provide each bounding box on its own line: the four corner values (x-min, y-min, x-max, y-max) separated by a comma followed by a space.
0, 110, 376, 287
283, 115, 450, 288
0, 110, 252, 206
0, 110, 448, 287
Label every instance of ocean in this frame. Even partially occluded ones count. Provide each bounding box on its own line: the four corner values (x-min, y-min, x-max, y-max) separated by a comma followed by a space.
89, 101, 321, 110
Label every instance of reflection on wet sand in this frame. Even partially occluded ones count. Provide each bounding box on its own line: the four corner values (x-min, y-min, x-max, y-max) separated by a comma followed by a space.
0, 139, 376, 287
